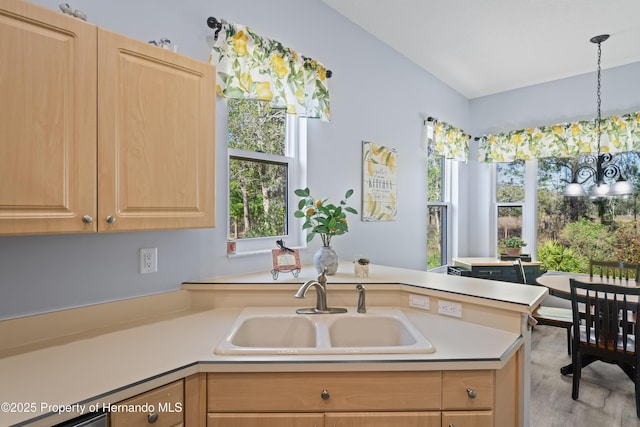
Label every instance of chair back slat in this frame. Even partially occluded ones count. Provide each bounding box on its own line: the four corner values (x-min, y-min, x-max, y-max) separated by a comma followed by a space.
570, 278, 640, 360
589, 260, 640, 282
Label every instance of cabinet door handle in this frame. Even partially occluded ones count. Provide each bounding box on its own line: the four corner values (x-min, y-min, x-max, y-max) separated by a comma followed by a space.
466, 387, 477, 398
321, 389, 330, 400
147, 413, 158, 423
82, 215, 93, 224
106, 215, 116, 224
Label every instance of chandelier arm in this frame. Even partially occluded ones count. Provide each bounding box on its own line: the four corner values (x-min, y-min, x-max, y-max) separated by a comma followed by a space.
572, 164, 597, 185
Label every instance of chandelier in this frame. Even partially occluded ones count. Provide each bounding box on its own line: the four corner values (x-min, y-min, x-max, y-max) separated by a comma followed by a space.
563, 35, 636, 198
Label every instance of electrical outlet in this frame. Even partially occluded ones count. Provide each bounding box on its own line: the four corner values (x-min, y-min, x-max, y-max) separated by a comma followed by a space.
409, 294, 430, 310
438, 300, 462, 318
140, 248, 157, 274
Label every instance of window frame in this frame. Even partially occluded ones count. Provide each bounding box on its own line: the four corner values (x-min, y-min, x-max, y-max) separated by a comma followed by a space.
227, 111, 307, 255
427, 154, 453, 270
492, 159, 545, 260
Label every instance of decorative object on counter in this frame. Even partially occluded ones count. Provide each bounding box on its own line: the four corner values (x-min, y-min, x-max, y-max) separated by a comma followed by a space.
271, 240, 301, 279
503, 236, 527, 257
354, 257, 370, 278
294, 188, 357, 275
59, 3, 86, 20
362, 141, 398, 221
226, 238, 236, 255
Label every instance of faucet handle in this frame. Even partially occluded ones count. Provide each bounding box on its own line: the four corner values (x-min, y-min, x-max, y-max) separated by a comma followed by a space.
317, 268, 328, 287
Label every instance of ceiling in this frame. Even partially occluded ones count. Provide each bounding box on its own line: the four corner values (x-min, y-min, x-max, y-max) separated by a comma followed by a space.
321, 0, 640, 99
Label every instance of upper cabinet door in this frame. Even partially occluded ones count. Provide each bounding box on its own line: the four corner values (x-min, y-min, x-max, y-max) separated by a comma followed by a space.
0, 0, 97, 235
97, 29, 216, 232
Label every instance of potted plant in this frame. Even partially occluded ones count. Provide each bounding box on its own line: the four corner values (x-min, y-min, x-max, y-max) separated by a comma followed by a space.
294, 188, 358, 274
503, 237, 527, 257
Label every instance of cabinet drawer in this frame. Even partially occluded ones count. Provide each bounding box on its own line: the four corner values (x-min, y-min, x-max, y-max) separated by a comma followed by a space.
207, 372, 442, 412
472, 267, 506, 280
442, 371, 494, 410
207, 413, 324, 427
110, 380, 184, 427
326, 411, 441, 427
441, 410, 493, 427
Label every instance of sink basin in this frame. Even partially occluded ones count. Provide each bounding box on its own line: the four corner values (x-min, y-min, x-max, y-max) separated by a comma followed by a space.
231, 315, 316, 348
328, 315, 418, 347
215, 307, 435, 355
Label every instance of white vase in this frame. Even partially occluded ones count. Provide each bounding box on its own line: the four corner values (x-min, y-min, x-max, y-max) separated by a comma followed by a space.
314, 246, 339, 275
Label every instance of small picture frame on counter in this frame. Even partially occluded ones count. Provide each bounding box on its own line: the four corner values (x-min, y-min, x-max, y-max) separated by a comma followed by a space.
271, 248, 301, 279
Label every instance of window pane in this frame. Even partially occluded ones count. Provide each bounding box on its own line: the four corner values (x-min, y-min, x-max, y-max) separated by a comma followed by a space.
227, 99, 285, 155
537, 155, 640, 273
427, 205, 447, 269
497, 206, 522, 252
229, 158, 287, 239
427, 155, 444, 202
496, 161, 525, 202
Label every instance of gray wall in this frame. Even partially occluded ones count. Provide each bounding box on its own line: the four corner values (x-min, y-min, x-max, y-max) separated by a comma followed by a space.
0, 0, 468, 319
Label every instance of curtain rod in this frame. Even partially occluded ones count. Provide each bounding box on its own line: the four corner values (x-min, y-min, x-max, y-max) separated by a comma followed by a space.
206, 16, 333, 78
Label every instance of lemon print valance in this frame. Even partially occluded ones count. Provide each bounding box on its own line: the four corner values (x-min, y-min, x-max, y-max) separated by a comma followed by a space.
209, 21, 331, 122
478, 111, 640, 163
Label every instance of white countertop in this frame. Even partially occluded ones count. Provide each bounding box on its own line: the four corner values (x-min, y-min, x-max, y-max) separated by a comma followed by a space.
0, 306, 520, 426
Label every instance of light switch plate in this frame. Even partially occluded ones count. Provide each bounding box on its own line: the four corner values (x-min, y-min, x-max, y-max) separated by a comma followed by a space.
409, 294, 430, 310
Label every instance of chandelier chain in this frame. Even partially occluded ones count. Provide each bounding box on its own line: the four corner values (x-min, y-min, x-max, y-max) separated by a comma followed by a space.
596, 40, 602, 152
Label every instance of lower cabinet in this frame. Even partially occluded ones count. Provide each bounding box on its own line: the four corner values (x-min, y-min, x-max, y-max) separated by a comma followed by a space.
110, 379, 184, 427
325, 412, 441, 427
206, 358, 517, 427
207, 413, 325, 427
442, 410, 494, 427
208, 411, 440, 427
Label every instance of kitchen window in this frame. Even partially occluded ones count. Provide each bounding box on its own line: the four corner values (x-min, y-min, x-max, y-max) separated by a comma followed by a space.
227, 99, 306, 253
427, 126, 451, 270
496, 161, 525, 254
494, 154, 639, 272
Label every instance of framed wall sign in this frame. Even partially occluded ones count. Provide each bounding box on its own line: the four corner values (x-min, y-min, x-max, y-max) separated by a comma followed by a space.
271, 248, 301, 279
362, 141, 398, 221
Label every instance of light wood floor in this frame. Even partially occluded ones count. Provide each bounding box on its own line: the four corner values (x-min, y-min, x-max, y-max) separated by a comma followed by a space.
531, 325, 640, 426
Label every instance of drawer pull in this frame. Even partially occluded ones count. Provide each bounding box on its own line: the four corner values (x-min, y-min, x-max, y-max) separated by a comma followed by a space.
148, 413, 158, 423
321, 389, 330, 400
106, 215, 116, 224
466, 387, 477, 398
82, 215, 93, 224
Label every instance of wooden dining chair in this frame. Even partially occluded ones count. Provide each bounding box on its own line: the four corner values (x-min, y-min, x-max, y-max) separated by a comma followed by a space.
568, 278, 640, 418
590, 260, 640, 281
513, 259, 573, 354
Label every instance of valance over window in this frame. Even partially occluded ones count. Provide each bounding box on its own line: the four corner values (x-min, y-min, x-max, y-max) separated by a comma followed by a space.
426, 119, 469, 162
478, 111, 640, 163
209, 21, 331, 122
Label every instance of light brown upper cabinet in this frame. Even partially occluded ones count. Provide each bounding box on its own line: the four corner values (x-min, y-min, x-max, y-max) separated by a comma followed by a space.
0, 0, 215, 235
